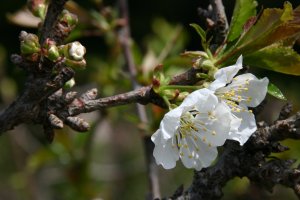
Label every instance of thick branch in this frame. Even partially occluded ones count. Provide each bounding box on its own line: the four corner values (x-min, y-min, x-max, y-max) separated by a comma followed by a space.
0, 65, 74, 133
171, 107, 300, 200
0, 0, 71, 134
198, 0, 228, 48
39, 0, 68, 44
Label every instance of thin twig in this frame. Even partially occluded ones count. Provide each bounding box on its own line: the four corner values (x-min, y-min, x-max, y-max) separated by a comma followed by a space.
118, 0, 160, 198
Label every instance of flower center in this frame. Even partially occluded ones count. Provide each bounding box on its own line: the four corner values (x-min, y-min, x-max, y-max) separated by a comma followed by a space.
216, 79, 253, 113
171, 110, 217, 159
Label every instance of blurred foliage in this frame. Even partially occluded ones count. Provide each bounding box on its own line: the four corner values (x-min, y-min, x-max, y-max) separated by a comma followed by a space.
0, 0, 299, 200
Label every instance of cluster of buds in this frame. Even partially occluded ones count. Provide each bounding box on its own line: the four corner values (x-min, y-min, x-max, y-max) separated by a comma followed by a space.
182, 50, 218, 78
27, 0, 47, 20
42, 38, 87, 69
19, 31, 41, 62
19, 31, 87, 70
55, 9, 78, 40
44, 88, 97, 142
152, 65, 192, 106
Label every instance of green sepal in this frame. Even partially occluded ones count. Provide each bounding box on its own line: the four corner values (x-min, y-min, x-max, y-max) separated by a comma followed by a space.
64, 58, 86, 70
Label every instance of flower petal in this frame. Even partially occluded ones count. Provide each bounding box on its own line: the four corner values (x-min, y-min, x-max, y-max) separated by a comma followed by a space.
152, 130, 179, 169
209, 55, 243, 91
180, 139, 218, 171
193, 89, 218, 112
228, 105, 256, 145
194, 102, 232, 146
181, 88, 214, 108
229, 73, 269, 107
159, 106, 183, 140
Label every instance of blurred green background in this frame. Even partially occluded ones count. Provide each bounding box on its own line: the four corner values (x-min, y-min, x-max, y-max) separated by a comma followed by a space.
0, 0, 300, 199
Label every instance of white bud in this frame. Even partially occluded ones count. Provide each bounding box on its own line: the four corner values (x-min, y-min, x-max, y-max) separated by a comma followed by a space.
69, 41, 86, 61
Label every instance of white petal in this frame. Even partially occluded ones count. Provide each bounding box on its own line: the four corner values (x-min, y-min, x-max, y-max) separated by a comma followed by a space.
194, 102, 232, 146
181, 88, 214, 108
193, 89, 218, 112
228, 105, 256, 145
159, 106, 183, 140
180, 139, 218, 171
152, 131, 179, 169
231, 74, 268, 107
209, 55, 243, 91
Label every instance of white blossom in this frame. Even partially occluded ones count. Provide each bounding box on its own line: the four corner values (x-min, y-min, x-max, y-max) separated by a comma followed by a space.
151, 89, 241, 170
209, 55, 269, 145
69, 41, 86, 61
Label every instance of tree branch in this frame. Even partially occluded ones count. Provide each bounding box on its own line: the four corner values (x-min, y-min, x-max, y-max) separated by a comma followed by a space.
198, 0, 228, 48
0, 0, 72, 134
39, 0, 69, 44
170, 104, 300, 199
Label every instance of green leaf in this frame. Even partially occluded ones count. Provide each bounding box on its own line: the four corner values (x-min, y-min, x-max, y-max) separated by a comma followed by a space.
215, 3, 300, 67
267, 83, 287, 100
190, 23, 206, 42
190, 23, 211, 54
227, 0, 257, 42
244, 45, 300, 75
235, 2, 295, 52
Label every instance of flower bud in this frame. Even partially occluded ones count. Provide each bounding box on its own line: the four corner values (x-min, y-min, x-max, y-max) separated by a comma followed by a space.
20, 31, 41, 55
163, 89, 180, 100
58, 9, 78, 29
68, 41, 86, 61
47, 45, 60, 62
195, 57, 218, 79
177, 92, 190, 101
42, 38, 61, 62
27, 0, 47, 19
195, 57, 215, 70
60, 42, 86, 61
64, 78, 76, 89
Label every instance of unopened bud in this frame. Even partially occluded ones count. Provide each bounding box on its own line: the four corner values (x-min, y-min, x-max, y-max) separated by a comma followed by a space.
27, 0, 47, 19
65, 116, 90, 132
80, 88, 98, 100
42, 39, 61, 62
63, 91, 77, 104
48, 45, 60, 61
64, 78, 76, 89
20, 31, 41, 55
68, 41, 86, 61
196, 58, 215, 70
164, 89, 180, 100
59, 9, 78, 29
177, 92, 190, 101
49, 114, 64, 129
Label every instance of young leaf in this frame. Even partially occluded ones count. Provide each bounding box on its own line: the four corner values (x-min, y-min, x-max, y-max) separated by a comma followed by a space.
235, 2, 296, 53
190, 23, 206, 42
267, 83, 287, 100
190, 23, 211, 54
215, 3, 300, 67
227, 0, 257, 42
244, 45, 300, 75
